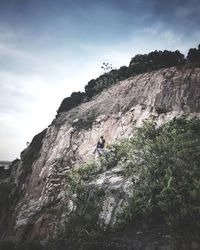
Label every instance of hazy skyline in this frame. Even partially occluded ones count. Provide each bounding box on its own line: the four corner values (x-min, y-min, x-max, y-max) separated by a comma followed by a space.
0, 0, 200, 160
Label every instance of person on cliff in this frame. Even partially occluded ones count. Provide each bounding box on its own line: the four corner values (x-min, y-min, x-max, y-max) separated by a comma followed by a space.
93, 136, 106, 156
97, 135, 106, 149
94, 135, 111, 163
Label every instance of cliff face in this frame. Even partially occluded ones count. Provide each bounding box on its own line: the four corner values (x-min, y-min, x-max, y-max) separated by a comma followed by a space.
1, 66, 200, 243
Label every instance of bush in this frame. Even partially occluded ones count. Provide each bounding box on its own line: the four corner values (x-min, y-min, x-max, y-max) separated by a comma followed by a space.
66, 161, 98, 194
57, 91, 86, 113
118, 118, 200, 228
62, 161, 106, 247
129, 50, 185, 72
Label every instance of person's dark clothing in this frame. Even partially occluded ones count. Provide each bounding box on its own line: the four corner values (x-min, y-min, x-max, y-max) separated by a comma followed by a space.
97, 138, 105, 148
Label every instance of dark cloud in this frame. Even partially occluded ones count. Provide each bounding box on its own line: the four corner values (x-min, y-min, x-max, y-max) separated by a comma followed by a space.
152, 0, 200, 30
153, 0, 191, 12
0, 0, 199, 46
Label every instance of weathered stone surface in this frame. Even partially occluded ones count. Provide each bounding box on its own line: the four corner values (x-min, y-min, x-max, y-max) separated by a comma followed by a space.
1, 67, 200, 243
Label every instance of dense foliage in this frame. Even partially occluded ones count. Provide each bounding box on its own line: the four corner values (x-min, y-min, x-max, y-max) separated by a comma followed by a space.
57, 44, 200, 114
57, 91, 86, 113
111, 118, 200, 228
129, 50, 185, 71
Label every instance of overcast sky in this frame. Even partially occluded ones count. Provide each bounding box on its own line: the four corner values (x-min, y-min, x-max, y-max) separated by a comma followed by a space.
0, 0, 200, 160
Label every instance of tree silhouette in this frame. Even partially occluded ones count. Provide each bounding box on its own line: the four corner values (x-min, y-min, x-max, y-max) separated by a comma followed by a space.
101, 62, 113, 73
187, 47, 200, 63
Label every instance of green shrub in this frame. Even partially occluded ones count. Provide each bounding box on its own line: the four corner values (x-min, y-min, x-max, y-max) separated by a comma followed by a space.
57, 91, 86, 113
63, 160, 106, 247
118, 118, 200, 228
67, 161, 97, 191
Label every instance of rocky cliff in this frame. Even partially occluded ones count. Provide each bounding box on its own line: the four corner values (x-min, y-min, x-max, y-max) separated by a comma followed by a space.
1, 66, 200, 249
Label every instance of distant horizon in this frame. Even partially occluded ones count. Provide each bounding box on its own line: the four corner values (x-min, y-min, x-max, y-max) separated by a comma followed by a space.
0, 160, 12, 165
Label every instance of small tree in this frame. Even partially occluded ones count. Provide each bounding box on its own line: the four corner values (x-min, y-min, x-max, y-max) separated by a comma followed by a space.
101, 62, 113, 73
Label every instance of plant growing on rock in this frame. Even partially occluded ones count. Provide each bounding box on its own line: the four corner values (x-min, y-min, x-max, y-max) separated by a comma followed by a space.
101, 62, 113, 73
118, 118, 200, 229
63, 160, 107, 247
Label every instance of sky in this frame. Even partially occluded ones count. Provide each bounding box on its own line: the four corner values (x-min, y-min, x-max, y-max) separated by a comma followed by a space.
0, 0, 200, 160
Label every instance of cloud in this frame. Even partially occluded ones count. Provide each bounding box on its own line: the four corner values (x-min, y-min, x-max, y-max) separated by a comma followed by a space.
152, 0, 200, 28
0, 35, 107, 160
